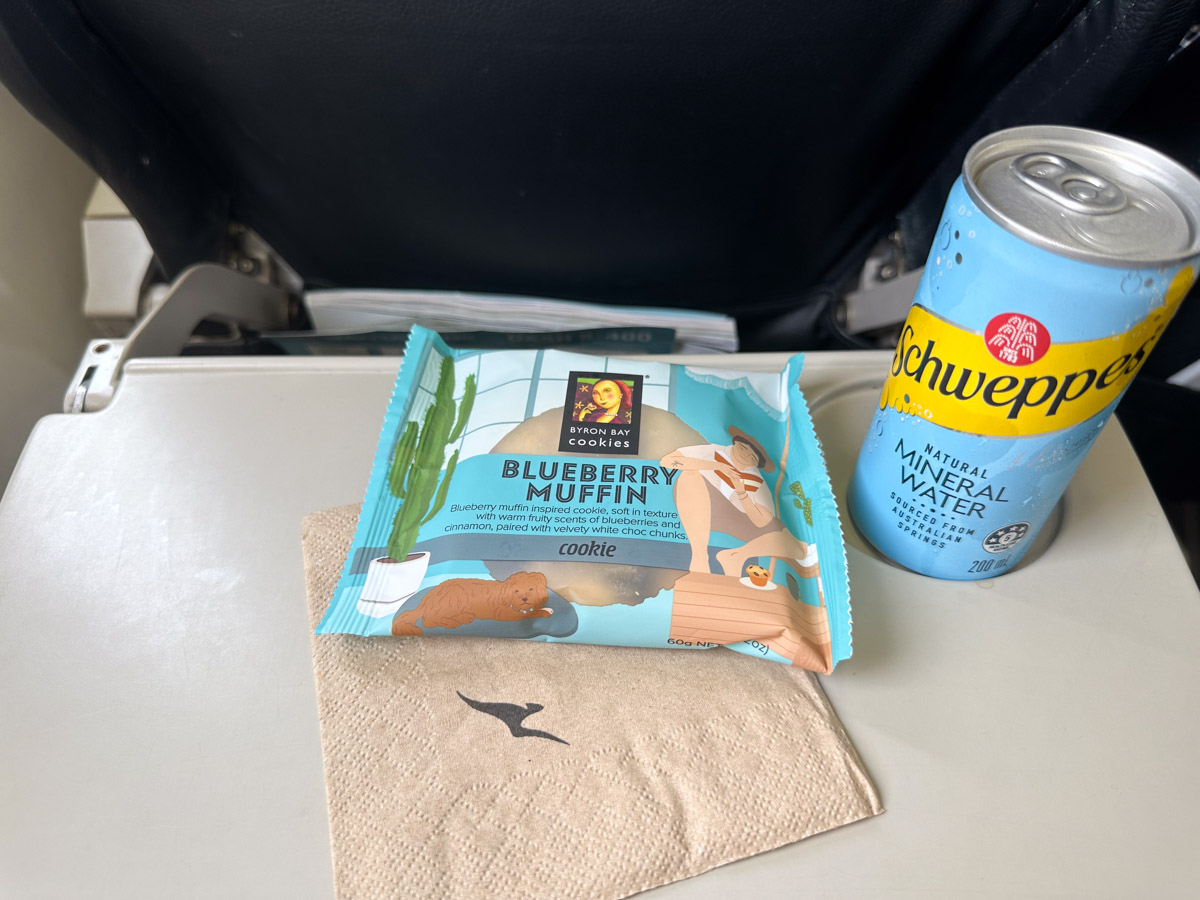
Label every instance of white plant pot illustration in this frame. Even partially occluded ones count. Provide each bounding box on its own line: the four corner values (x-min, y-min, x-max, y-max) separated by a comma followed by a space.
357, 552, 430, 618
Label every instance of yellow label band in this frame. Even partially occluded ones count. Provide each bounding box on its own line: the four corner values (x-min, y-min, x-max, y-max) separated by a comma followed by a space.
879, 268, 1193, 437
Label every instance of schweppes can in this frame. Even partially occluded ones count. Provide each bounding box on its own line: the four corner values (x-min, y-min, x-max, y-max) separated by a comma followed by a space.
849, 126, 1200, 579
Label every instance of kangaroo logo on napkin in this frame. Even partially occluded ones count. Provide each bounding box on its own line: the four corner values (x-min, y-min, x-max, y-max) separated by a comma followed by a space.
458, 692, 569, 745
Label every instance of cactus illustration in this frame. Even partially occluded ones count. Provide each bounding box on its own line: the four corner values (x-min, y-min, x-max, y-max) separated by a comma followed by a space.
385, 356, 475, 561
790, 481, 813, 528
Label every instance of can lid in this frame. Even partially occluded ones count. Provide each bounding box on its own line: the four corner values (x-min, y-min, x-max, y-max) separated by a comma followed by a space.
964, 126, 1200, 266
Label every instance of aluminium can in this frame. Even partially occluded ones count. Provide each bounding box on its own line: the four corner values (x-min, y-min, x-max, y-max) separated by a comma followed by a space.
849, 125, 1200, 580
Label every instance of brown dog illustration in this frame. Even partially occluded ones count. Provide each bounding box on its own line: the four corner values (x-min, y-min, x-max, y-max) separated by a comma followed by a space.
391, 571, 552, 636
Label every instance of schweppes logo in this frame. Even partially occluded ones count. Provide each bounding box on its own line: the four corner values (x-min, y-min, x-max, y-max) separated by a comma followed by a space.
879, 266, 1194, 437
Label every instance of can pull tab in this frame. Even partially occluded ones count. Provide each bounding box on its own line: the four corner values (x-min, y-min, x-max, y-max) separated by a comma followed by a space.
1012, 153, 1127, 214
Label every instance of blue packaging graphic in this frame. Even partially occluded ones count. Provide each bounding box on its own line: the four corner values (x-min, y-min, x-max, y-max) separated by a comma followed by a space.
316, 326, 853, 672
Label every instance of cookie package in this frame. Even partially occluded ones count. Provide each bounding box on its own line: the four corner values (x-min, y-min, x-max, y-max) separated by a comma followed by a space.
316, 326, 852, 672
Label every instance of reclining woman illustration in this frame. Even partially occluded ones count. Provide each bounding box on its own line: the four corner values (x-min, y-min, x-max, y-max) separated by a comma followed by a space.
660, 427, 812, 577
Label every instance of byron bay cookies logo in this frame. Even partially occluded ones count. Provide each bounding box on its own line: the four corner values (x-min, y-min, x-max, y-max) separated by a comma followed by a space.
559, 371, 643, 454
985, 313, 1050, 365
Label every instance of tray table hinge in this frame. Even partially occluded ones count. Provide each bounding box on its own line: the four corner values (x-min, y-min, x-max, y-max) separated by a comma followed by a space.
64, 263, 290, 413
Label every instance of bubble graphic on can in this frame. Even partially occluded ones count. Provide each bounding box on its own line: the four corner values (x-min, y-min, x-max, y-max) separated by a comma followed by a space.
849, 126, 1200, 580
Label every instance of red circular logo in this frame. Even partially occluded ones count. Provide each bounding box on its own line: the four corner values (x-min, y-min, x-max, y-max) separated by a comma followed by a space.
984, 313, 1051, 366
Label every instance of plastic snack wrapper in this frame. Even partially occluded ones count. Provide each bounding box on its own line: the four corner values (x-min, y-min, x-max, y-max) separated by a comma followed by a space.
316, 326, 852, 672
